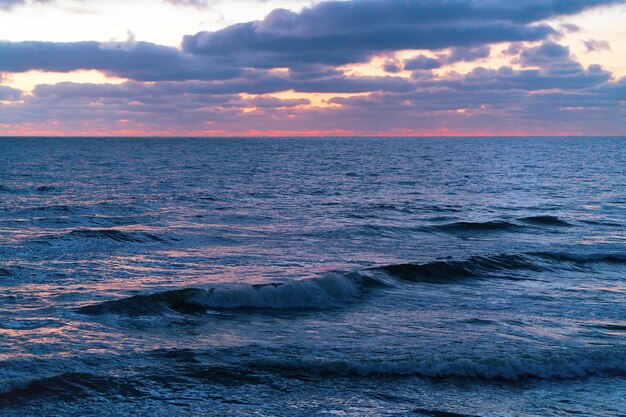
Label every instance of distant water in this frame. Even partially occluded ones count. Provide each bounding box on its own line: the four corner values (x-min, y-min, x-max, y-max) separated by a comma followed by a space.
1, 137, 624, 416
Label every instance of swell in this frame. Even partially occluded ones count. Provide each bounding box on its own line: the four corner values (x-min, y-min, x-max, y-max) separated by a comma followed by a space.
0, 372, 142, 405
251, 347, 626, 381
35, 185, 56, 192
55, 229, 167, 243
0, 267, 13, 277
3, 347, 622, 404
430, 220, 523, 233
519, 215, 572, 227
530, 251, 626, 265
319, 215, 576, 239
0, 185, 15, 193
430, 216, 575, 234
366, 253, 546, 283
366, 250, 626, 283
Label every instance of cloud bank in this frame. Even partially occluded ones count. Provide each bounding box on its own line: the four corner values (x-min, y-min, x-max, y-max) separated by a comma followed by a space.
1, 0, 625, 135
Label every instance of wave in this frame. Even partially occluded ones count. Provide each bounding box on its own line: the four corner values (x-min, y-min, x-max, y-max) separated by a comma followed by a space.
0, 185, 15, 193
587, 322, 626, 332
519, 215, 572, 227
251, 348, 626, 381
0, 268, 13, 277
412, 408, 473, 417
580, 219, 623, 227
320, 216, 579, 240
430, 221, 523, 234
3, 346, 622, 405
0, 372, 140, 404
530, 251, 626, 265
366, 253, 545, 283
35, 185, 56, 192
76, 250, 625, 317
67, 229, 166, 243
26, 204, 74, 213
77, 273, 380, 316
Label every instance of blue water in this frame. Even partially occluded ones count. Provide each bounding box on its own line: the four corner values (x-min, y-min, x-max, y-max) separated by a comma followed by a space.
0, 137, 624, 416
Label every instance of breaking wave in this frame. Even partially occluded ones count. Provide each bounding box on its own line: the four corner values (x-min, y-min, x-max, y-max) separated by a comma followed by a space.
252, 347, 626, 381
76, 273, 379, 316
76, 250, 624, 317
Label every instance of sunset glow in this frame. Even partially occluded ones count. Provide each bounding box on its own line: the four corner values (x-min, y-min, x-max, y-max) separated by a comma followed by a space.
1, 0, 625, 136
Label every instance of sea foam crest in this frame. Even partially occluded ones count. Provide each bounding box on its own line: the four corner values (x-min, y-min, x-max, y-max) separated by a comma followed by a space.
193, 272, 366, 309
77, 250, 625, 316
255, 348, 626, 380
77, 273, 376, 316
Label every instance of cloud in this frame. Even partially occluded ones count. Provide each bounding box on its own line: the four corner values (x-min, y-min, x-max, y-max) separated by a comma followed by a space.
403, 46, 491, 72
442, 46, 491, 64
1, 0, 623, 81
382, 61, 402, 74
1, 0, 625, 135
0, 40, 246, 81
163, 0, 212, 7
0, 0, 51, 11
181, 0, 566, 68
518, 42, 571, 66
0, 85, 22, 100
404, 55, 442, 71
182, 0, 623, 67
560, 23, 581, 33
3, 40, 621, 135
583, 39, 612, 52
0, 0, 220, 11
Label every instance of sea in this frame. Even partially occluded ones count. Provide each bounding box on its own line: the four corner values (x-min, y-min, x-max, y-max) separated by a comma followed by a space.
0, 137, 624, 416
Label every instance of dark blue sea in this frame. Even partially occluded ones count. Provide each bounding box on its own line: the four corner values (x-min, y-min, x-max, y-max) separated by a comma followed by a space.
0, 137, 625, 416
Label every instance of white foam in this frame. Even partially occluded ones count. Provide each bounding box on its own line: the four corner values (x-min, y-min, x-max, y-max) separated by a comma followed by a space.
257, 347, 626, 380
191, 273, 365, 310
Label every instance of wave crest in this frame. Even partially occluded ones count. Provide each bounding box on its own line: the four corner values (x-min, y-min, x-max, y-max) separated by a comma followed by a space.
367, 253, 544, 283
253, 348, 626, 380
519, 215, 572, 227
67, 229, 166, 243
77, 273, 377, 316
76, 250, 624, 317
431, 221, 522, 234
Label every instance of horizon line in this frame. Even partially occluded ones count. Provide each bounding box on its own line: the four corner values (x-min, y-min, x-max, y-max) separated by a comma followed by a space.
1, 135, 625, 139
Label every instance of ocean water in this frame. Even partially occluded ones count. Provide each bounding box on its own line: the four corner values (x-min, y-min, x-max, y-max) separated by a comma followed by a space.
0, 136, 624, 416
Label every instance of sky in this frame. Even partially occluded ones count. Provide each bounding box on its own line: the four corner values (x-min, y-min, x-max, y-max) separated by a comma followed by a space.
1, 0, 625, 136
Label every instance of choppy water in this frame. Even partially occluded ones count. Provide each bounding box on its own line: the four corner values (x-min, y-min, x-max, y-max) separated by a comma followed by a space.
0, 137, 625, 416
